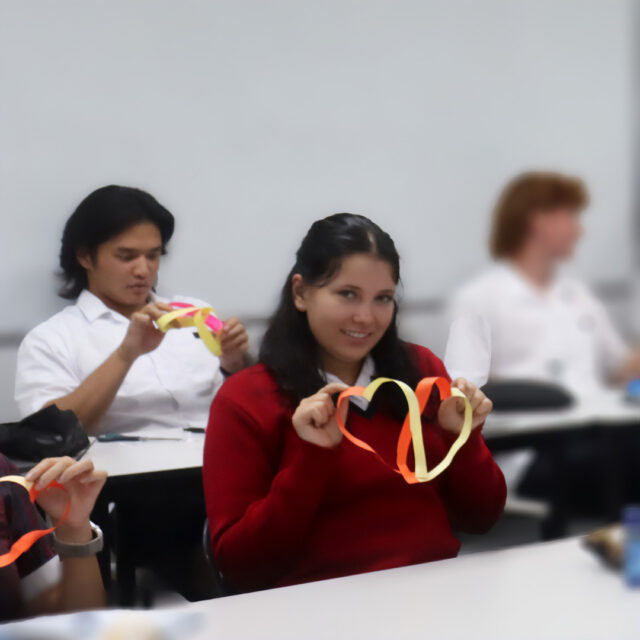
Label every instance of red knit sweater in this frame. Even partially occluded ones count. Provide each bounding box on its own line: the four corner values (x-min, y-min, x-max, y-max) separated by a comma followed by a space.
203, 344, 506, 593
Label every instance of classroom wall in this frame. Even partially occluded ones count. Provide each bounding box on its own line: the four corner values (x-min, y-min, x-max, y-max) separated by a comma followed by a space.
0, 0, 636, 330
1, 0, 637, 420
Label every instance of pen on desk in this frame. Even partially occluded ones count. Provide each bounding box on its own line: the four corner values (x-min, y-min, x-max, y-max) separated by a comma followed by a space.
183, 427, 206, 434
97, 433, 184, 442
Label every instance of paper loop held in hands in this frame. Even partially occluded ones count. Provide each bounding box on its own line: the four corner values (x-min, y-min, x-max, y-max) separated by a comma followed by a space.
335, 376, 472, 484
0, 476, 70, 568
157, 302, 225, 357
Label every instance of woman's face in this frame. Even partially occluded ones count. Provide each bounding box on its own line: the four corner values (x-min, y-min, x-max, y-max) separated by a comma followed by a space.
292, 253, 397, 374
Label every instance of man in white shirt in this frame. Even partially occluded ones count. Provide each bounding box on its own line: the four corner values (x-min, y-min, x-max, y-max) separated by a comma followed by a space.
445, 264, 631, 397
444, 171, 640, 497
14, 185, 250, 601
15, 185, 249, 434
445, 171, 639, 396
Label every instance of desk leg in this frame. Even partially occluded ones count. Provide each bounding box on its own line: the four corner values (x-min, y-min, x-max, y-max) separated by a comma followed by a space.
540, 436, 569, 540
114, 502, 137, 606
91, 493, 111, 591
602, 429, 624, 522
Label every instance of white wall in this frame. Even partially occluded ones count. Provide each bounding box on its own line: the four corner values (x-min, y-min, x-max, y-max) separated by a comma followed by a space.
0, 0, 635, 333
0, 0, 637, 419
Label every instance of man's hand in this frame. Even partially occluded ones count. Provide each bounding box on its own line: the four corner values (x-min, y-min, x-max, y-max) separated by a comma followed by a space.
117, 301, 173, 364
219, 317, 250, 373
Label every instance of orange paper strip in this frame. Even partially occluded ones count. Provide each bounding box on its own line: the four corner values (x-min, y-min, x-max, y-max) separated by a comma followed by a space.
0, 476, 70, 568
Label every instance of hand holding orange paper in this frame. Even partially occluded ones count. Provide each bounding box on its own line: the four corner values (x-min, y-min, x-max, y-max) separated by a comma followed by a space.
0, 476, 70, 567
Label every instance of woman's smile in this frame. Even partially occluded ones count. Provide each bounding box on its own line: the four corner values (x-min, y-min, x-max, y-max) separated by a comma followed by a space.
340, 329, 372, 340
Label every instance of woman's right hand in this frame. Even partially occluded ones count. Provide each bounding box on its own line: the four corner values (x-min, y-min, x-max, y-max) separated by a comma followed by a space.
292, 382, 349, 449
117, 301, 173, 363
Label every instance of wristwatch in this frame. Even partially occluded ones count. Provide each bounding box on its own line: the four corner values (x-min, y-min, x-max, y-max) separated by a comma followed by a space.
53, 521, 104, 558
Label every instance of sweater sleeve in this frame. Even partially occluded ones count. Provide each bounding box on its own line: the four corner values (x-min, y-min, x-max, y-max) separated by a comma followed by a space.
412, 345, 506, 534
203, 389, 339, 592
438, 427, 506, 533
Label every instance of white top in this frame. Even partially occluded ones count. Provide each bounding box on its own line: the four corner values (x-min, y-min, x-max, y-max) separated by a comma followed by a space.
444, 263, 629, 397
3, 538, 637, 639
14, 290, 224, 434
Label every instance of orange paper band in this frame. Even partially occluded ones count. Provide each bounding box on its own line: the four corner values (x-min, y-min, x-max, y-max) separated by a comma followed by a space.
0, 476, 70, 568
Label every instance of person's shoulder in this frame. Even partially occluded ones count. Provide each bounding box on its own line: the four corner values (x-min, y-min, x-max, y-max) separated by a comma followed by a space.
404, 342, 448, 378
19, 304, 83, 350
450, 264, 505, 308
220, 363, 278, 393
558, 274, 594, 296
556, 275, 604, 310
214, 363, 282, 412
210, 364, 287, 439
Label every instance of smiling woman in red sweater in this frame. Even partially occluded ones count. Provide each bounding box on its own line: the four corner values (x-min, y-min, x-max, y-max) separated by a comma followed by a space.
203, 214, 506, 593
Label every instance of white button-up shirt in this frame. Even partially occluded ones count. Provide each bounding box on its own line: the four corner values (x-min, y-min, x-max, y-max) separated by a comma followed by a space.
444, 263, 629, 398
15, 290, 224, 433
444, 262, 630, 488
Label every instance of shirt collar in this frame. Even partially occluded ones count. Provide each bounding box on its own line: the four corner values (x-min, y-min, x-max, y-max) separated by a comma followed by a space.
322, 355, 376, 388
76, 290, 115, 323
498, 261, 564, 302
75, 289, 161, 324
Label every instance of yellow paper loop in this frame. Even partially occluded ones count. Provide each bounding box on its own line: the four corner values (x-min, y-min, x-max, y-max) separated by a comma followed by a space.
336, 376, 473, 484
157, 306, 222, 356
0, 475, 34, 491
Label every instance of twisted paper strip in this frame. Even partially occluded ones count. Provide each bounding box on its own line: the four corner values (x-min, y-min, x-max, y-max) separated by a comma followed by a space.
157, 302, 225, 356
0, 476, 70, 567
336, 376, 472, 484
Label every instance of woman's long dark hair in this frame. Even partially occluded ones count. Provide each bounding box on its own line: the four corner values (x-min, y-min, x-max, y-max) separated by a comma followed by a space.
260, 213, 421, 409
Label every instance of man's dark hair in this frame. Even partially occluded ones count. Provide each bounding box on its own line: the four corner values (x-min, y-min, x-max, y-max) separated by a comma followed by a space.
58, 185, 175, 299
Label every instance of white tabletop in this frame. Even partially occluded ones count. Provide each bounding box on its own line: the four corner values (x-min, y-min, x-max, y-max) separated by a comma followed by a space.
81, 389, 640, 479
3, 537, 638, 639
484, 387, 640, 437
81, 428, 205, 479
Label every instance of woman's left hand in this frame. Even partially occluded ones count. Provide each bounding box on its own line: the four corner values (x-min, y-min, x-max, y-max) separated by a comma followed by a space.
219, 317, 250, 373
437, 378, 493, 434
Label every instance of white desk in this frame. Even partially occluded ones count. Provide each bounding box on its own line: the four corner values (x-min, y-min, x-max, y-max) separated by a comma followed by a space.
78, 428, 206, 603
484, 388, 640, 437
3, 538, 638, 639
83, 430, 205, 478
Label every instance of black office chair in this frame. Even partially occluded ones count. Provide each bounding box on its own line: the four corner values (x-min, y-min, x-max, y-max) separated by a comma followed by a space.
481, 379, 574, 412
202, 519, 231, 597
